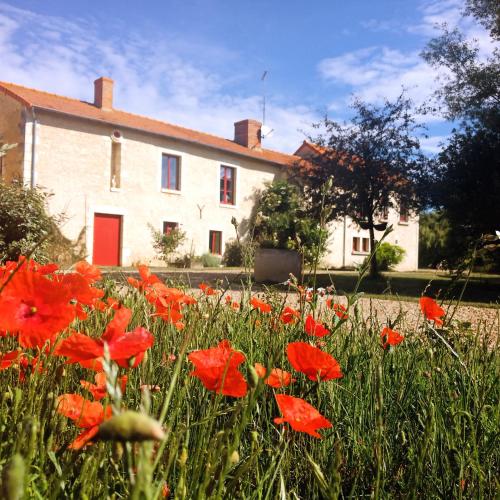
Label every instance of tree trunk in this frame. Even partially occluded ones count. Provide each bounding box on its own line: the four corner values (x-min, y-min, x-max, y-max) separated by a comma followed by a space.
369, 223, 378, 278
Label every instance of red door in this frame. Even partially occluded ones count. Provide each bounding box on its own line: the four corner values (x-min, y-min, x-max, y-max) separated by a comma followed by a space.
93, 213, 122, 266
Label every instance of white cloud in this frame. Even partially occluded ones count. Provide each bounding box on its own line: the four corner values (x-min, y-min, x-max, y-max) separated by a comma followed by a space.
0, 2, 316, 153
420, 135, 448, 154
318, 46, 439, 108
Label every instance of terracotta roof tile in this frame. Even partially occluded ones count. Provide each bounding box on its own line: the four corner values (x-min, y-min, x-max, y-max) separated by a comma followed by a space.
0, 81, 299, 167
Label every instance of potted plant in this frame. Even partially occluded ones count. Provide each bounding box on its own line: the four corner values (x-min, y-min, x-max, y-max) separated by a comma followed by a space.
252, 181, 327, 283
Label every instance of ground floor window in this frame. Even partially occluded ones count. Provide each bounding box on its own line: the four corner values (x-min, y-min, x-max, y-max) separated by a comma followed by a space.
209, 230, 222, 254
163, 221, 178, 235
353, 237, 370, 253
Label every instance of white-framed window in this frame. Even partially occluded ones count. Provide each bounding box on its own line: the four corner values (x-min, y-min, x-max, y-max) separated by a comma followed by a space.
161, 154, 181, 191
209, 230, 222, 255
353, 237, 370, 254
220, 165, 236, 205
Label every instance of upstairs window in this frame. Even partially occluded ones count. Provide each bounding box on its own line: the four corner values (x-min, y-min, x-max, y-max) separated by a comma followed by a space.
163, 221, 179, 235
399, 203, 409, 223
380, 206, 389, 220
209, 230, 222, 255
220, 165, 235, 204
162, 154, 180, 191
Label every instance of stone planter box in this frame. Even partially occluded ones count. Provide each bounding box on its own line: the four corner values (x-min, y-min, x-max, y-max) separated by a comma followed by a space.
254, 248, 302, 283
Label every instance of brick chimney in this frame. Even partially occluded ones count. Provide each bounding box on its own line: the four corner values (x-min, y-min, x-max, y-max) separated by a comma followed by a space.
234, 119, 262, 149
94, 77, 114, 110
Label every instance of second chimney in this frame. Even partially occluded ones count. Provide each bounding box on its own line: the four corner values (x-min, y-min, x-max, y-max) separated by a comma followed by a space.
234, 119, 262, 149
94, 77, 114, 110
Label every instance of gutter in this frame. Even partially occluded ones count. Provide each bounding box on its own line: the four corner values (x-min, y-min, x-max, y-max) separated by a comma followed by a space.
30, 107, 37, 188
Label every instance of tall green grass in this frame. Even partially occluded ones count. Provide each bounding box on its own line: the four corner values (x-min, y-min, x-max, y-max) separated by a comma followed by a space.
0, 279, 498, 499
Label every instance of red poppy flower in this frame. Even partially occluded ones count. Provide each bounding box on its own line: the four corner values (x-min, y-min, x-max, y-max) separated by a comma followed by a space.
188, 340, 247, 397
199, 283, 217, 295
74, 261, 102, 283
274, 394, 332, 438
55, 308, 154, 369
287, 342, 343, 381
57, 393, 112, 449
380, 327, 404, 349
326, 300, 349, 319
280, 306, 300, 324
304, 315, 330, 337
419, 297, 445, 326
254, 363, 296, 388
80, 372, 128, 401
250, 297, 272, 313
127, 264, 161, 291
0, 350, 23, 370
0, 269, 76, 348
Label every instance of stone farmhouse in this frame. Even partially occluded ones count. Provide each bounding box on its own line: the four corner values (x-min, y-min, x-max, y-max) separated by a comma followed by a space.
0, 77, 419, 270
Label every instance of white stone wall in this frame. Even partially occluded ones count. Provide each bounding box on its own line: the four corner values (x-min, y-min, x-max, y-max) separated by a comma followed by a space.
31, 111, 281, 265
0, 93, 25, 182
321, 208, 419, 271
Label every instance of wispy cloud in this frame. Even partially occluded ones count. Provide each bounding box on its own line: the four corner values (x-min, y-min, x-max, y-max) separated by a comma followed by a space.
0, 2, 317, 153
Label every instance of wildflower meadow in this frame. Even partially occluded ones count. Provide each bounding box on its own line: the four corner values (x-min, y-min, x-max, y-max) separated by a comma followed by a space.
0, 259, 498, 498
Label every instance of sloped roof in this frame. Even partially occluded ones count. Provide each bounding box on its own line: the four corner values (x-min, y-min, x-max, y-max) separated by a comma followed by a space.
0, 81, 299, 167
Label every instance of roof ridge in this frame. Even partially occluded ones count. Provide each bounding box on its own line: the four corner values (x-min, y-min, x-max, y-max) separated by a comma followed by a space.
0, 80, 94, 106
0, 81, 297, 160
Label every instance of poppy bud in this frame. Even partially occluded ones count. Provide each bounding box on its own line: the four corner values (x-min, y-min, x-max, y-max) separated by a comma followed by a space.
178, 447, 188, 466
247, 365, 260, 389
229, 450, 240, 464
97, 411, 165, 442
1, 453, 25, 500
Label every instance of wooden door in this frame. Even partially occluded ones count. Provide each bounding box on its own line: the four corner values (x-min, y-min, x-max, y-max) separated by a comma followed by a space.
92, 213, 122, 266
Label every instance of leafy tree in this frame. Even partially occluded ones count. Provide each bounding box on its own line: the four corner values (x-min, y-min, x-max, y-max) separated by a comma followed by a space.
300, 94, 428, 277
253, 180, 328, 265
421, 1, 500, 266
418, 210, 451, 268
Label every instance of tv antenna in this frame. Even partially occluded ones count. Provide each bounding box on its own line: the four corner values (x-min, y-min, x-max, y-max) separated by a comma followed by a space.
260, 70, 274, 140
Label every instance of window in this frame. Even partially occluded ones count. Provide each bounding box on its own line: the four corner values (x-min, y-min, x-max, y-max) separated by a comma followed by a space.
380, 206, 389, 220
163, 221, 178, 235
220, 165, 235, 204
110, 141, 121, 189
161, 154, 180, 191
399, 203, 409, 223
362, 237, 370, 253
209, 230, 222, 255
353, 237, 370, 253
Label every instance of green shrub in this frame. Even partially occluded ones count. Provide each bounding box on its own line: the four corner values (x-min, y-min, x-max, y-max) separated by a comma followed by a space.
149, 224, 186, 264
0, 180, 66, 263
222, 239, 243, 266
373, 242, 406, 271
201, 252, 222, 267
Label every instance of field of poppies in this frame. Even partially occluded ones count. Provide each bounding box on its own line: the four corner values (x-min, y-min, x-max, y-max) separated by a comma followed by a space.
0, 258, 498, 498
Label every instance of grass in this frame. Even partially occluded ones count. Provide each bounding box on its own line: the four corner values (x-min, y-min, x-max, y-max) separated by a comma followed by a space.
0, 272, 499, 498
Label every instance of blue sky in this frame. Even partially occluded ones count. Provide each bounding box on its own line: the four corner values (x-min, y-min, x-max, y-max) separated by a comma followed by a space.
0, 0, 494, 153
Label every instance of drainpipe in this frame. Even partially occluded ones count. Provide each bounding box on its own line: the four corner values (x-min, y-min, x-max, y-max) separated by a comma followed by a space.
342, 216, 346, 268
30, 107, 37, 188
